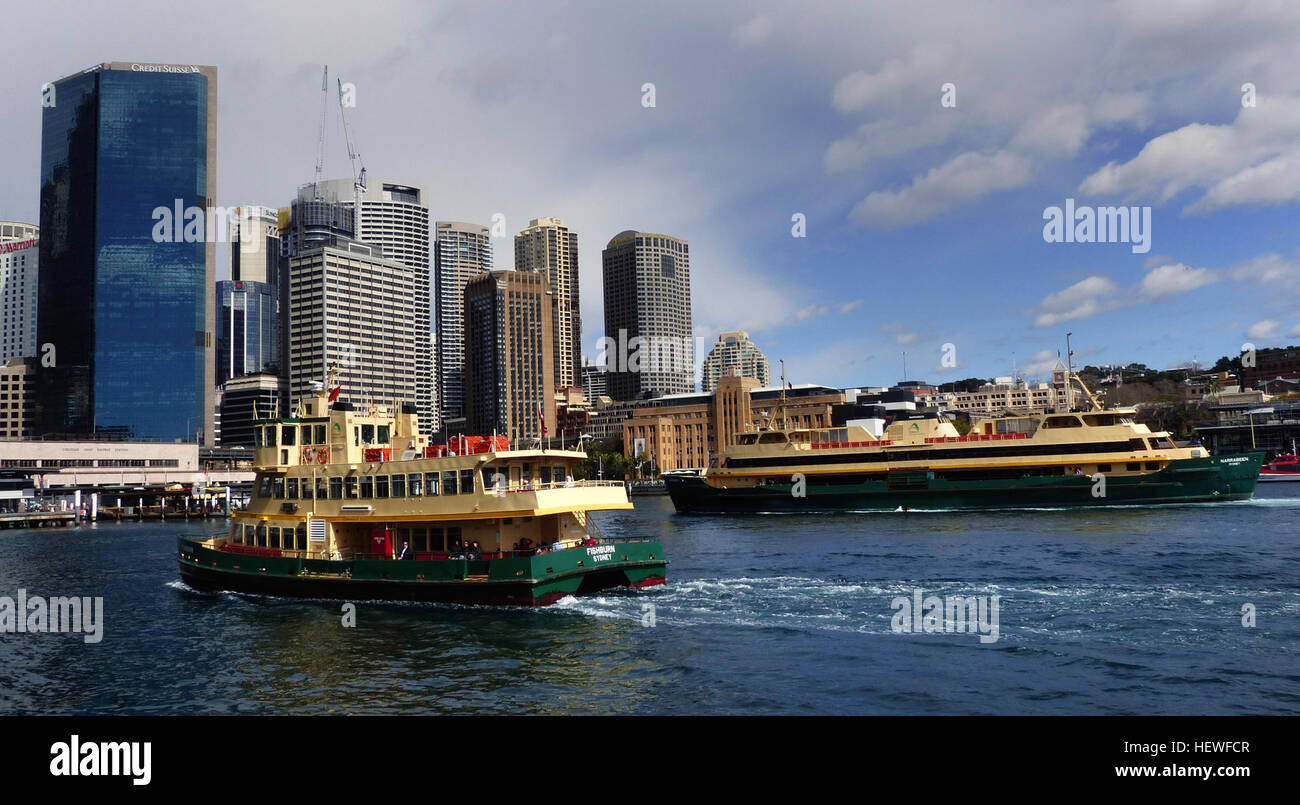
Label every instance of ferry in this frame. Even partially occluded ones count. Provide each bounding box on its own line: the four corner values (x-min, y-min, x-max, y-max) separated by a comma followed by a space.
666, 372, 1263, 513
178, 382, 667, 606
1259, 454, 1300, 482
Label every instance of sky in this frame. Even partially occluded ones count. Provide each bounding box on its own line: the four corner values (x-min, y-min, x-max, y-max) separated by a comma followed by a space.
3, 0, 1298, 390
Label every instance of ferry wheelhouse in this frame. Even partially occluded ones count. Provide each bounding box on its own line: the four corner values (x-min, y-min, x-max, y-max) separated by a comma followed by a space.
666, 374, 1262, 513
178, 385, 666, 606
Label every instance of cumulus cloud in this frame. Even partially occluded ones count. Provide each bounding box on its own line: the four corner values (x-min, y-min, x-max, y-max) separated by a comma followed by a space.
1079, 96, 1300, 213
1031, 276, 1119, 328
849, 150, 1032, 229
1137, 262, 1218, 300
1246, 320, 1281, 339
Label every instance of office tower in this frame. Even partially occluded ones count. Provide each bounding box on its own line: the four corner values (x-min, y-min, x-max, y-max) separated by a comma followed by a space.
230, 205, 280, 285
313, 179, 432, 432
0, 357, 35, 439
0, 223, 39, 363
515, 217, 580, 390
463, 269, 555, 441
601, 230, 693, 400
216, 279, 278, 383
701, 330, 770, 392
287, 235, 416, 412
582, 359, 607, 401
218, 373, 285, 448
35, 61, 217, 442
434, 221, 491, 425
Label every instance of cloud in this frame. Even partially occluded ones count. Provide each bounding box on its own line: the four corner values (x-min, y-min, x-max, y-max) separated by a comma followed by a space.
1137, 262, 1218, 300
731, 14, 776, 47
896, 331, 921, 346
795, 304, 829, 322
1229, 252, 1300, 290
1030, 276, 1119, 328
1078, 96, 1300, 213
850, 150, 1032, 229
1246, 320, 1281, 339
839, 299, 863, 314
831, 47, 946, 113
1020, 349, 1061, 376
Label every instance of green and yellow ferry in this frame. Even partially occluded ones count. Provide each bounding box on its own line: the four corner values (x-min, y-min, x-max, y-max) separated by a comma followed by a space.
178, 385, 666, 606
666, 373, 1262, 513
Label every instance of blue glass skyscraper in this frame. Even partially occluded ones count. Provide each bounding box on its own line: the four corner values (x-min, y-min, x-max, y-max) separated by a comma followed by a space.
36, 62, 217, 442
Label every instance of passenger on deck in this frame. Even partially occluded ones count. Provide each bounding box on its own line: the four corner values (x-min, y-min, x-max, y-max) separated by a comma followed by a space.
398, 540, 413, 560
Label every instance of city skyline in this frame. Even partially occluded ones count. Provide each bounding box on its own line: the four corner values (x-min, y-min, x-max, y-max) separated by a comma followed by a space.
3, 4, 1299, 396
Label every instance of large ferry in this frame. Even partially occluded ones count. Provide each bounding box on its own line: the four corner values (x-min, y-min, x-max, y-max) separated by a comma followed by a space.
666, 373, 1262, 513
178, 383, 666, 606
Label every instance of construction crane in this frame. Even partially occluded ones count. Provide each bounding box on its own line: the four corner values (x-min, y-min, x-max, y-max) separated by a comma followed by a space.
338, 76, 366, 242
313, 66, 328, 201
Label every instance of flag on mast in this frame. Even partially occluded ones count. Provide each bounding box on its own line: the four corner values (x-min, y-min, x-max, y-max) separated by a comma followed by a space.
538, 400, 547, 437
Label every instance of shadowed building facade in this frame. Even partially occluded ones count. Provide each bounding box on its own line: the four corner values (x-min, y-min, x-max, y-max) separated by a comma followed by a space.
463, 270, 555, 442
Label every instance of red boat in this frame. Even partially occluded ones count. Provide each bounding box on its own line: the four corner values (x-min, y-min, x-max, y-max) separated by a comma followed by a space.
1259, 455, 1300, 482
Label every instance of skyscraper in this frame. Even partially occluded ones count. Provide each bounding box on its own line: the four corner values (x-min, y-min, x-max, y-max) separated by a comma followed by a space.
0, 222, 39, 363
701, 330, 770, 392
216, 279, 278, 383
515, 217, 580, 390
601, 230, 693, 400
287, 235, 416, 412
314, 179, 432, 431
35, 62, 216, 442
463, 269, 555, 441
434, 221, 491, 425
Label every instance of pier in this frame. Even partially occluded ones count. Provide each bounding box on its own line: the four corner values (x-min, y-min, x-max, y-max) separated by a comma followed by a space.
0, 511, 76, 528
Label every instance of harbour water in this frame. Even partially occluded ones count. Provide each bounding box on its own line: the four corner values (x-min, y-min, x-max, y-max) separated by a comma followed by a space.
1, 487, 1296, 715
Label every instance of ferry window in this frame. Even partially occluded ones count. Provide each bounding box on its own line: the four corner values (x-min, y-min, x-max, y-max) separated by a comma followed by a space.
541, 466, 552, 485
1129, 438, 1148, 451
232, 529, 243, 545
273, 478, 285, 499
329, 477, 342, 499
244, 525, 255, 543
460, 469, 474, 493
314, 425, 326, 445
1126, 462, 1140, 472
286, 478, 298, 499
1098, 463, 1112, 473
442, 470, 458, 495
299, 479, 311, 500
269, 527, 280, 548
554, 465, 566, 483
360, 476, 373, 498
316, 477, 328, 500
256, 524, 268, 547
407, 473, 422, 496
376, 476, 389, 498
281, 425, 296, 446
361, 424, 375, 444
447, 527, 462, 550
411, 527, 427, 552
377, 425, 390, 444
426, 472, 440, 495
390, 474, 404, 497
430, 527, 445, 552
344, 477, 358, 499
300, 425, 312, 445
481, 467, 496, 490
253, 428, 262, 447
258, 476, 272, 498
354, 427, 360, 447
296, 525, 307, 550
1145, 462, 1160, 470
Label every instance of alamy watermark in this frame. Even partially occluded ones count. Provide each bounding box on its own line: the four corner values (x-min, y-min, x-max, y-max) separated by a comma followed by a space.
890, 588, 1000, 644
594, 329, 702, 375
0, 589, 103, 644
151, 201, 261, 251
1043, 198, 1151, 254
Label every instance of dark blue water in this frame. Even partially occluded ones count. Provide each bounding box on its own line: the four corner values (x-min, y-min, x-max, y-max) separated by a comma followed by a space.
1, 487, 1297, 715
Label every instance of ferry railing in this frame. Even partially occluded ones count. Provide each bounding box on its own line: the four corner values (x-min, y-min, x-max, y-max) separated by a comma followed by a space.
486, 479, 627, 495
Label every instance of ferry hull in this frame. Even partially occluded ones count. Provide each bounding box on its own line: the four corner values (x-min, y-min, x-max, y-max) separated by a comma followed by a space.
178, 538, 666, 607
666, 454, 1264, 513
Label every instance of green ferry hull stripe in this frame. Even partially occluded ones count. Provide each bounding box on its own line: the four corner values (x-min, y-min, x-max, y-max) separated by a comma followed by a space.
666, 454, 1264, 513
177, 538, 667, 607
